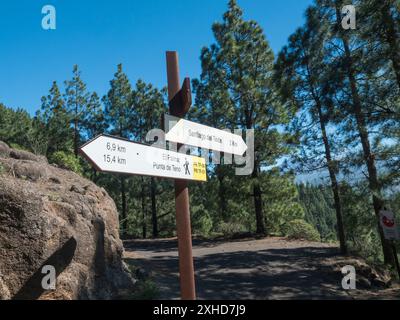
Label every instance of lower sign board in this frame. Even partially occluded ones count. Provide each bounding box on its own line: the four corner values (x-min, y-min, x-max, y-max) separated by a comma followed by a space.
80, 135, 207, 182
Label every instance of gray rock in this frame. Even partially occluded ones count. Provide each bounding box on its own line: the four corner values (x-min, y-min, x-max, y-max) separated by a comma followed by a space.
13, 161, 48, 181
70, 184, 86, 195
0, 141, 10, 157
356, 276, 372, 289
48, 176, 61, 184
9, 149, 47, 163
0, 276, 11, 300
371, 278, 389, 288
0, 142, 135, 300
135, 267, 150, 280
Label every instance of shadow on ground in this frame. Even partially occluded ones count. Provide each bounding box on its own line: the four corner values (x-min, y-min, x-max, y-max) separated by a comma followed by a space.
124, 238, 349, 300
124, 237, 250, 254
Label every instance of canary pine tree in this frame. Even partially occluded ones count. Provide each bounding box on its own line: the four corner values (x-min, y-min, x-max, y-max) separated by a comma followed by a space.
40, 81, 73, 157
274, 6, 347, 254
103, 64, 134, 236
64, 65, 90, 157
194, 0, 291, 234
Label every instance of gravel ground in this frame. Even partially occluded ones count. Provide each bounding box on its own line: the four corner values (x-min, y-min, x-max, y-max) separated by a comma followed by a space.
124, 237, 400, 300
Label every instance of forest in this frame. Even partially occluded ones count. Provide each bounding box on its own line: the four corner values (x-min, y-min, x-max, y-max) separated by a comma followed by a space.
0, 0, 399, 270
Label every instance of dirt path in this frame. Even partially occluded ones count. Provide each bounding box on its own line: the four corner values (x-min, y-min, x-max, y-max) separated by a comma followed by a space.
123, 237, 399, 300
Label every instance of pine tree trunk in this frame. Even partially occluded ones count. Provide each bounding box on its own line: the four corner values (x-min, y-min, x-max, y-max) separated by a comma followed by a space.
382, 2, 400, 90
217, 171, 228, 222
73, 120, 78, 157
91, 168, 98, 183
335, 6, 393, 265
150, 177, 158, 238
74, 101, 79, 157
120, 176, 127, 237
252, 167, 265, 235
245, 108, 266, 235
141, 180, 147, 239
315, 100, 347, 254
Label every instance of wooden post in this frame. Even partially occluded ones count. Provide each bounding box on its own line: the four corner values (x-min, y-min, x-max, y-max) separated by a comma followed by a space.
166, 51, 196, 300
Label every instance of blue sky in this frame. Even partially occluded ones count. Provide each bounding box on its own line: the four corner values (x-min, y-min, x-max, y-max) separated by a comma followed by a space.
0, 0, 313, 114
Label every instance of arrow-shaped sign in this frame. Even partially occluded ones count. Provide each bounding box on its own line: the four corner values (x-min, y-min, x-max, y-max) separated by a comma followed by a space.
164, 114, 247, 156
80, 135, 207, 182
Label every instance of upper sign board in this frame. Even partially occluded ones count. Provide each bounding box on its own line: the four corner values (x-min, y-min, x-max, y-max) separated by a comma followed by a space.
164, 114, 247, 156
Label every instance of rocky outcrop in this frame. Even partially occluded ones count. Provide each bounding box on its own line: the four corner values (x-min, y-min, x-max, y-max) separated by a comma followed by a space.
0, 142, 135, 300
330, 256, 392, 290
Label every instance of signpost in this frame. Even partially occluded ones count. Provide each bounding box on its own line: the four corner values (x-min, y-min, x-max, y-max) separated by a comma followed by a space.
166, 51, 197, 300
164, 114, 247, 156
80, 51, 234, 301
79, 135, 207, 181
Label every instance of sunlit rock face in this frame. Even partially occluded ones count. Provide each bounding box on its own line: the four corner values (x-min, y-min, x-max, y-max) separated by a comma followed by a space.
0, 141, 135, 300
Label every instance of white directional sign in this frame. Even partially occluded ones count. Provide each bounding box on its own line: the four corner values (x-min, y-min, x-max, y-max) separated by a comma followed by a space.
80, 135, 207, 182
164, 114, 247, 156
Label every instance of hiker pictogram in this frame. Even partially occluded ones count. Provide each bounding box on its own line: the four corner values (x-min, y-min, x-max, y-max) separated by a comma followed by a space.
184, 159, 190, 175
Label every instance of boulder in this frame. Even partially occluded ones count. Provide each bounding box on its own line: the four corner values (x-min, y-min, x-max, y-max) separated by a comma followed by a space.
0, 141, 135, 300
0, 141, 10, 157
9, 148, 48, 163
334, 258, 392, 290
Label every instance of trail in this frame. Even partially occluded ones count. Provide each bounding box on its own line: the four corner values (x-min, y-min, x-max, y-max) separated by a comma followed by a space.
124, 237, 399, 300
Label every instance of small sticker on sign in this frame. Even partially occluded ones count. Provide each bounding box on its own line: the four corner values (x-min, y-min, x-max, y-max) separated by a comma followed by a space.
379, 210, 399, 240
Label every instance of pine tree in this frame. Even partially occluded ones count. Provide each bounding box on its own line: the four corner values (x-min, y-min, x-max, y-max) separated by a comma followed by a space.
192, 74, 237, 224
40, 81, 72, 157
104, 64, 134, 139
84, 92, 105, 140
28, 111, 49, 155
64, 65, 90, 157
297, 183, 338, 241
315, 0, 394, 264
0, 104, 33, 151
357, 0, 400, 190
103, 64, 134, 236
81, 92, 106, 182
194, 0, 290, 234
131, 79, 167, 238
274, 6, 347, 254
359, 0, 400, 90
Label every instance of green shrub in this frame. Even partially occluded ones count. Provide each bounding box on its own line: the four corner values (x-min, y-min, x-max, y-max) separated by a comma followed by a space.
50, 151, 82, 174
195, 213, 213, 237
122, 263, 160, 300
217, 221, 247, 237
132, 279, 160, 300
9, 143, 29, 152
285, 219, 321, 242
191, 204, 214, 237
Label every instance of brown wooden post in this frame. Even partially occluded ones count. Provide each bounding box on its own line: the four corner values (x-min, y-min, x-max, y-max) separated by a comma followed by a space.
166, 51, 196, 300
